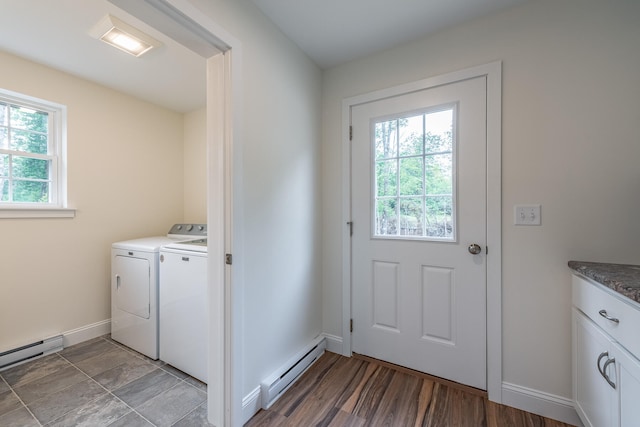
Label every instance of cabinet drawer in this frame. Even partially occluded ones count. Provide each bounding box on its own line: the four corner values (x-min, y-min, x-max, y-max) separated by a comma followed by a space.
573, 274, 640, 358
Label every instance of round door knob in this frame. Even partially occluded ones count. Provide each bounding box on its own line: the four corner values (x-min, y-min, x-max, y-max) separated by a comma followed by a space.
468, 243, 482, 255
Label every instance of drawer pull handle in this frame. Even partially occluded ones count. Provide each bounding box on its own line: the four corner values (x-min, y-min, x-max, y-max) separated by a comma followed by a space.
598, 310, 619, 323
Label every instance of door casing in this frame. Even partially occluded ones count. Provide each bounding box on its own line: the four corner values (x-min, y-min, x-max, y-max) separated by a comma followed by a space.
341, 61, 502, 402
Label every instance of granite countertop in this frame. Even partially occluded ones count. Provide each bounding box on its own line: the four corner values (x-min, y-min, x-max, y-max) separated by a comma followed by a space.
569, 260, 640, 304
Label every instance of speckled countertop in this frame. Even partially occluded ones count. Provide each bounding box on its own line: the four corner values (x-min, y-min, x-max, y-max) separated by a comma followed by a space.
569, 261, 640, 304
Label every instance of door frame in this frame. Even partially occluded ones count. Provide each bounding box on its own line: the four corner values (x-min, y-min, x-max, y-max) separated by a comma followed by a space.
341, 62, 503, 402
110, 1, 244, 425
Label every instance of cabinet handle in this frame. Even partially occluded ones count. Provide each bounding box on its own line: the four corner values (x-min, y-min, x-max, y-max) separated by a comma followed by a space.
598, 309, 620, 323
597, 351, 608, 378
596, 351, 617, 389
602, 357, 616, 389
116, 274, 121, 290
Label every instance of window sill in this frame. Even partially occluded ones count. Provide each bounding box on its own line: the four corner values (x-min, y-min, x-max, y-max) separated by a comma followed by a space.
0, 207, 76, 219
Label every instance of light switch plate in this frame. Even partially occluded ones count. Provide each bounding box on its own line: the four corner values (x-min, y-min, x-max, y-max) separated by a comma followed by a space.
514, 204, 541, 225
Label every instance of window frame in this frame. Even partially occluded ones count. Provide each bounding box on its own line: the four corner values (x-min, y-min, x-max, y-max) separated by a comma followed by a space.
370, 104, 457, 242
0, 88, 74, 218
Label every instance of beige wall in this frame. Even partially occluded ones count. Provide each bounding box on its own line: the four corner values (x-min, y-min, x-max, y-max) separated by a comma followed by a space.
322, 0, 640, 402
183, 107, 207, 223
0, 51, 185, 351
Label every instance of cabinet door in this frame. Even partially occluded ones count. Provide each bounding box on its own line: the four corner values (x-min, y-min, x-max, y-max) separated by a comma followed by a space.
612, 342, 640, 426
573, 309, 618, 427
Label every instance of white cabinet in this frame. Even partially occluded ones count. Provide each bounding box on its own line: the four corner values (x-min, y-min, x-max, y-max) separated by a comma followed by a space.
573, 309, 617, 427
572, 273, 640, 427
613, 342, 640, 426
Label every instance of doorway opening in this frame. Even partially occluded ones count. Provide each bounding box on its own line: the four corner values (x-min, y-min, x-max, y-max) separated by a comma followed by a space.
109, 0, 242, 425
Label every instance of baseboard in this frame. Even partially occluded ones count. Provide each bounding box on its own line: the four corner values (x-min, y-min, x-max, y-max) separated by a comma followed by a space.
242, 386, 261, 424
321, 332, 343, 354
62, 319, 111, 348
501, 382, 583, 426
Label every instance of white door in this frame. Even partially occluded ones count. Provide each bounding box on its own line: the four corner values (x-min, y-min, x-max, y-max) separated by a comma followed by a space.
351, 76, 487, 389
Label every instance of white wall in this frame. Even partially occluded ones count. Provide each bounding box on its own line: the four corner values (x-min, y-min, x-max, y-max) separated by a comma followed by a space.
322, 0, 640, 406
183, 107, 207, 223
189, 0, 323, 398
0, 51, 185, 351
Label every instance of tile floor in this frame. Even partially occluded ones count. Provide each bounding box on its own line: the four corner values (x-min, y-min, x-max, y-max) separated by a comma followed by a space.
0, 336, 214, 426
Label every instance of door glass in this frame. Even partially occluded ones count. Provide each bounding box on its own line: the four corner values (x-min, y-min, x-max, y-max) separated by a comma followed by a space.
373, 106, 455, 240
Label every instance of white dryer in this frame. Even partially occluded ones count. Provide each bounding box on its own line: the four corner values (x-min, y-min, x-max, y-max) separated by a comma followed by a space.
111, 224, 206, 359
159, 238, 208, 382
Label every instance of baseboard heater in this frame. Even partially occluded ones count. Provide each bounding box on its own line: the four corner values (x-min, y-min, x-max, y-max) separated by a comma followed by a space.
0, 335, 63, 371
260, 336, 326, 409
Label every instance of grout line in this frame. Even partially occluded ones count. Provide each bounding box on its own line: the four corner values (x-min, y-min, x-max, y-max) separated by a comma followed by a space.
56, 340, 160, 427
2, 337, 209, 427
0, 375, 44, 426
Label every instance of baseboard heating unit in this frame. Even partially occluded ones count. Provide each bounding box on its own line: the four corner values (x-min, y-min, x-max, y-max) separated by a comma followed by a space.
0, 335, 63, 371
260, 336, 326, 409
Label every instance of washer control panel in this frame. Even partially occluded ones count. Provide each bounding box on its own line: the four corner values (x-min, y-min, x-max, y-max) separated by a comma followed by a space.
167, 223, 207, 237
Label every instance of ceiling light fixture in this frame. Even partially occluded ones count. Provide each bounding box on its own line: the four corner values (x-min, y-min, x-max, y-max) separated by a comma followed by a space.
90, 14, 162, 57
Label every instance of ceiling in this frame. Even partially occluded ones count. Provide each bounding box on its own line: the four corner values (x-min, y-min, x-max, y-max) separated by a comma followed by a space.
0, 0, 206, 113
251, 0, 529, 69
0, 0, 528, 112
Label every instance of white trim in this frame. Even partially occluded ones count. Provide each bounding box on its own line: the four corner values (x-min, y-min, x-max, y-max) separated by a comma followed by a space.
207, 51, 226, 427
485, 62, 503, 403
242, 386, 262, 425
502, 382, 583, 426
341, 61, 503, 401
0, 89, 68, 211
0, 208, 75, 218
62, 319, 111, 348
321, 332, 344, 354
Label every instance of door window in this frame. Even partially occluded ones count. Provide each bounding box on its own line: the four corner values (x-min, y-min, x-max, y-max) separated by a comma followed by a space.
373, 106, 455, 240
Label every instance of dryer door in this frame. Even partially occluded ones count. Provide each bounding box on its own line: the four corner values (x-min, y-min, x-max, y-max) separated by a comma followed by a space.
113, 255, 150, 319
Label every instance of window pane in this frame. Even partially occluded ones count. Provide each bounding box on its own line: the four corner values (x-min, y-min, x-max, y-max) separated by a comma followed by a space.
10, 105, 48, 133
13, 156, 50, 180
0, 127, 7, 149
425, 153, 453, 195
376, 160, 397, 197
0, 154, 7, 177
376, 198, 397, 236
399, 157, 423, 196
425, 109, 453, 153
0, 179, 8, 201
375, 119, 397, 159
400, 197, 423, 236
425, 195, 453, 238
12, 180, 50, 203
0, 103, 7, 126
11, 129, 48, 154
398, 115, 423, 156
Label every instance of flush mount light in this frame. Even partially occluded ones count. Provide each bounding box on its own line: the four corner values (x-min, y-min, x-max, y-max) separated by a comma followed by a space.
90, 14, 161, 57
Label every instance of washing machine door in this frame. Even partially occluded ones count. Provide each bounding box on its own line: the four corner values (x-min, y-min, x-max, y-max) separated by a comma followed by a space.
113, 255, 151, 319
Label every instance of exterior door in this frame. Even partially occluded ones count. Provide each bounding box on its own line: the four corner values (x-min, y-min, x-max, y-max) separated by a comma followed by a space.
351, 76, 487, 389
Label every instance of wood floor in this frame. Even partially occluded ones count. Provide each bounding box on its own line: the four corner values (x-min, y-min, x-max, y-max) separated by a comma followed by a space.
245, 352, 575, 427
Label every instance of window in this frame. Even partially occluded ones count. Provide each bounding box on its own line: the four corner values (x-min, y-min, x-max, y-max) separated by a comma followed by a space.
0, 89, 70, 216
373, 106, 455, 240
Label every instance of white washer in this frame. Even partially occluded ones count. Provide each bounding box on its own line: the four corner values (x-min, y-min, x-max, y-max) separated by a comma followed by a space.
159, 238, 208, 382
111, 224, 206, 359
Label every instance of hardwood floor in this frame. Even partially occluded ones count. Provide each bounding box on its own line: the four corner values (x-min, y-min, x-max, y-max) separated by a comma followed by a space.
245, 352, 575, 427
